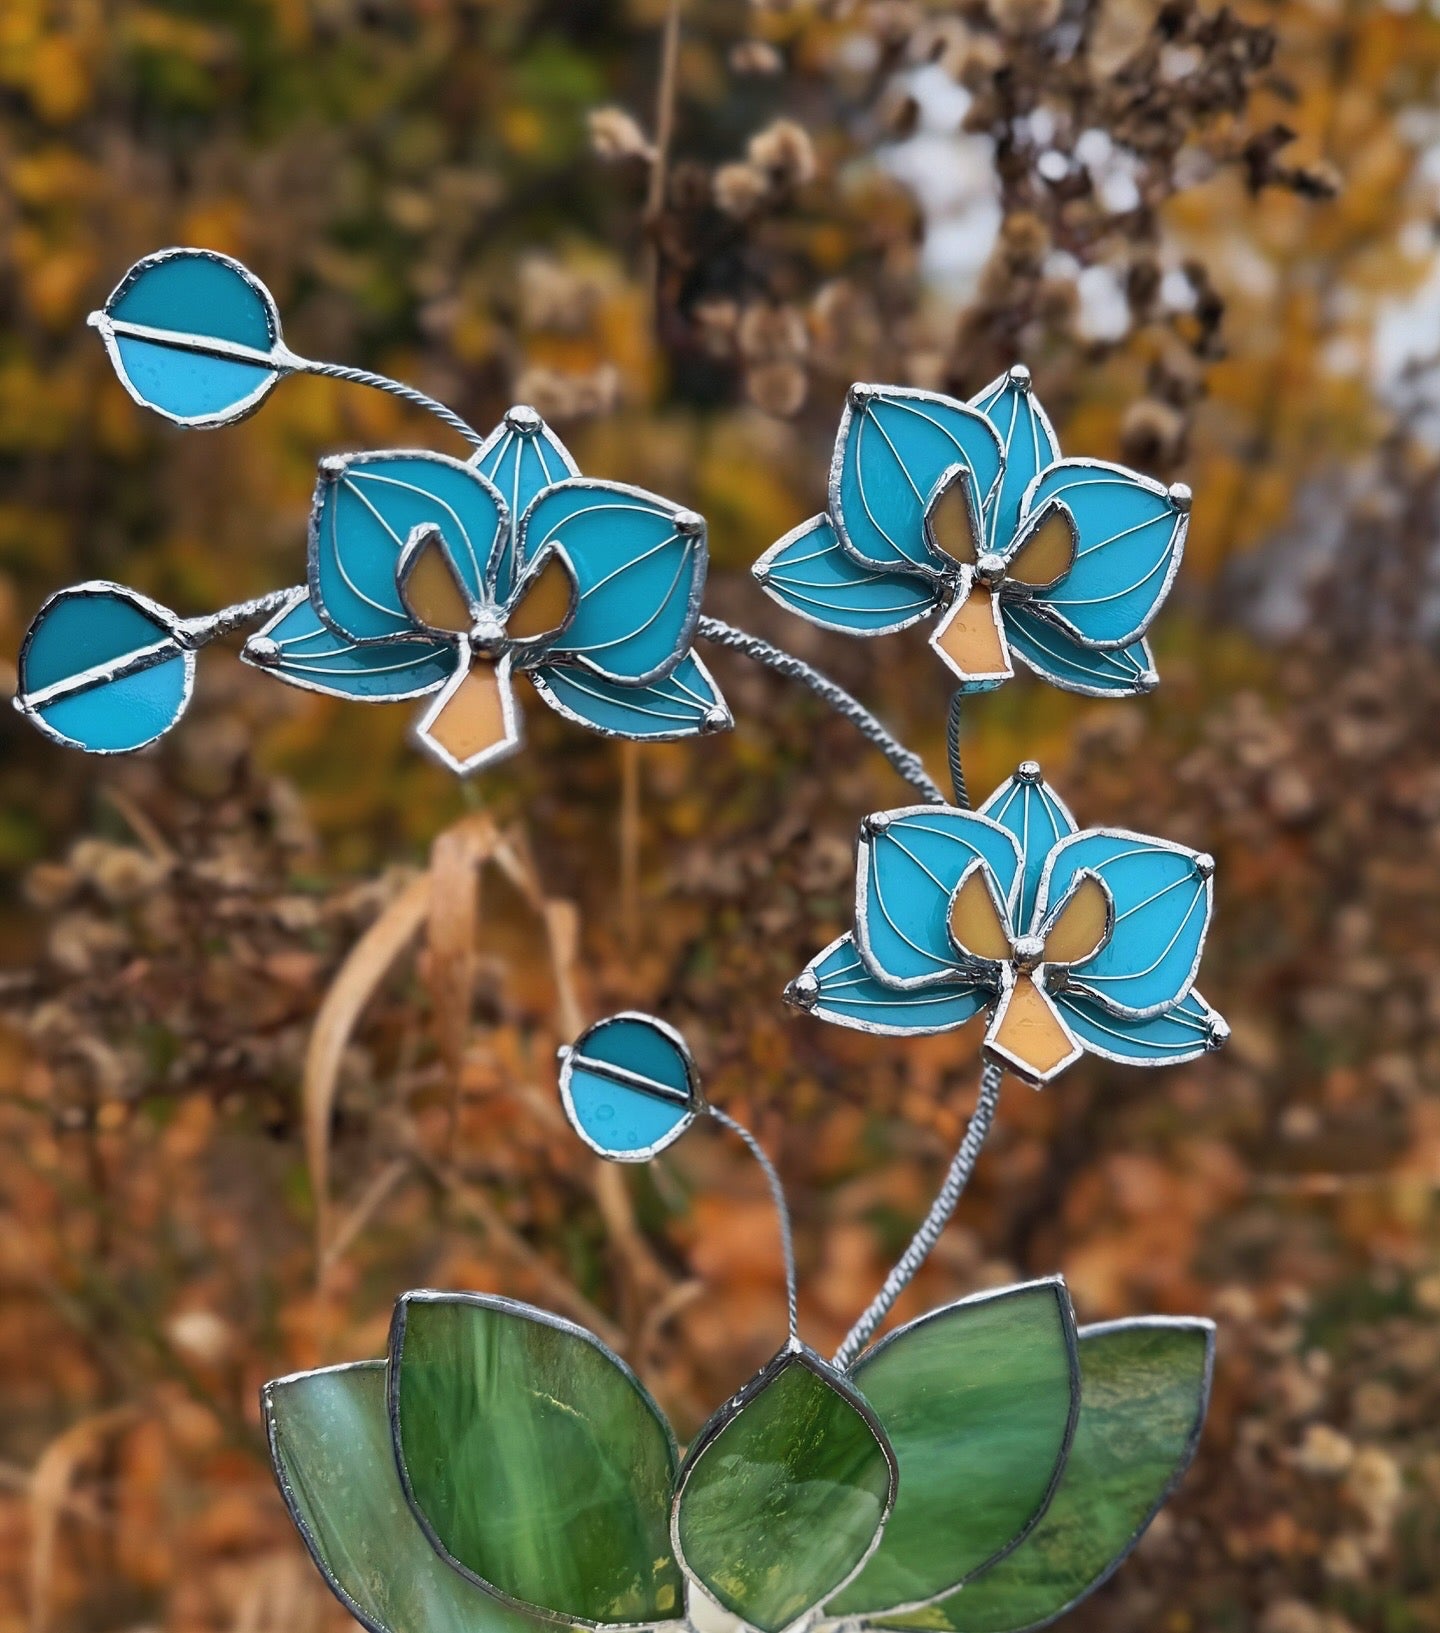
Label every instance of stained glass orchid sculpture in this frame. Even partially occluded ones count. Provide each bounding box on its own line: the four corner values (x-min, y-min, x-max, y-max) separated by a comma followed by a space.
265, 1013, 1217, 1633
788, 762, 1228, 1083
13, 248, 730, 773
753, 369, 1190, 698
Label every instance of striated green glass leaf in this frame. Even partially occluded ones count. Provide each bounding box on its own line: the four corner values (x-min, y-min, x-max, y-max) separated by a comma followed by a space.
674, 1345, 896, 1633
874, 1317, 1214, 1633
390, 1292, 683, 1627
264, 1361, 555, 1633
827, 1278, 1080, 1616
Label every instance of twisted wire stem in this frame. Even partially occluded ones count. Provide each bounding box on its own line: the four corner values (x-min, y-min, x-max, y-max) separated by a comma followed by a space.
178, 588, 297, 647
696, 616, 946, 805
832, 1058, 1004, 1370
291, 356, 486, 450
946, 689, 970, 810
708, 1105, 800, 1343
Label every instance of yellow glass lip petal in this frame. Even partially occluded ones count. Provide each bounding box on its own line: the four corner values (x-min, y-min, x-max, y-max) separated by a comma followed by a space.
948, 860, 1014, 965
1002, 500, 1077, 591
929, 571, 1014, 687
397, 523, 482, 636
1037, 871, 1114, 967
412, 648, 522, 776
923, 467, 982, 570
984, 971, 1084, 1086
503, 543, 578, 652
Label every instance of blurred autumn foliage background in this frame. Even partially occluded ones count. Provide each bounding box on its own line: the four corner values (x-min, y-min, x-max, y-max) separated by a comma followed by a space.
2, 1, 1440, 1631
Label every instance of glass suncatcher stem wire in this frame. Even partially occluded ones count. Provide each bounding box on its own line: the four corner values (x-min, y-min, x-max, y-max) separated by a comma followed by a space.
708, 1104, 800, 1344
831, 1058, 1005, 1370
178, 588, 299, 646
289, 354, 487, 449
697, 616, 946, 805
946, 690, 970, 810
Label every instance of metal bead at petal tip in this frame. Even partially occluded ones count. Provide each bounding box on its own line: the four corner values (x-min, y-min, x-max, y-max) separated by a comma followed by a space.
504, 404, 542, 433
1137, 668, 1161, 695
555, 1043, 572, 1064
319, 454, 348, 476
701, 705, 731, 734
1016, 759, 1042, 784
862, 810, 892, 836
674, 509, 705, 536
848, 382, 876, 408
786, 970, 820, 1010
1168, 482, 1193, 513
1194, 852, 1216, 879
1007, 363, 1032, 391
245, 636, 282, 667
1205, 1014, 1230, 1050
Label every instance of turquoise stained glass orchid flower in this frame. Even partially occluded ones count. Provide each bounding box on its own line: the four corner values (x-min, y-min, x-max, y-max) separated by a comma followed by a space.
12, 248, 731, 773
788, 763, 1227, 1083
753, 369, 1191, 698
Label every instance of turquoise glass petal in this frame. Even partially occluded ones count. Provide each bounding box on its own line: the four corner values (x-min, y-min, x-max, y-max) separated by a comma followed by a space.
265, 1361, 555, 1633
37, 659, 189, 752
22, 585, 174, 693
113, 338, 275, 425
834, 388, 1004, 574
471, 414, 578, 603
519, 480, 704, 685
798, 936, 989, 1035
389, 1292, 682, 1626
977, 773, 1078, 927
109, 249, 275, 348
242, 592, 455, 701
878, 1319, 1214, 1633
19, 584, 190, 753
1055, 987, 1224, 1066
559, 1012, 697, 1160
829, 1279, 1080, 1615
969, 373, 1060, 553
1038, 831, 1212, 1017
1004, 604, 1157, 696
529, 650, 731, 740
754, 513, 939, 636
674, 1348, 896, 1633
310, 452, 505, 643
857, 808, 1023, 988
100, 249, 282, 427
1016, 461, 1186, 648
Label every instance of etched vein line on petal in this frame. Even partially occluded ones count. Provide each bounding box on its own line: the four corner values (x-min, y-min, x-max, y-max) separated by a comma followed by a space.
1079, 887, 1204, 986
854, 416, 908, 559
567, 548, 690, 656
869, 856, 957, 974
333, 482, 411, 625
348, 469, 486, 588
865, 410, 929, 505
1070, 510, 1173, 561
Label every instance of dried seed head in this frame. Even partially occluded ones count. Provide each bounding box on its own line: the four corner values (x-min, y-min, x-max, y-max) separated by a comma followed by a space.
587, 106, 654, 163
713, 161, 770, 218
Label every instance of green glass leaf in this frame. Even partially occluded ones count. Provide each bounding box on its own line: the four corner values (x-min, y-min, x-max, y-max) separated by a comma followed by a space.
264, 1361, 555, 1633
389, 1292, 683, 1627
673, 1345, 897, 1633
875, 1317, 1214, 1633
827, 1278, 1081, 1616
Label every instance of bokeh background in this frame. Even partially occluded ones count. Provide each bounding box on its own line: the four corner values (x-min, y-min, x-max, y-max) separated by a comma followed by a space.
1, 1, 1438, 1631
